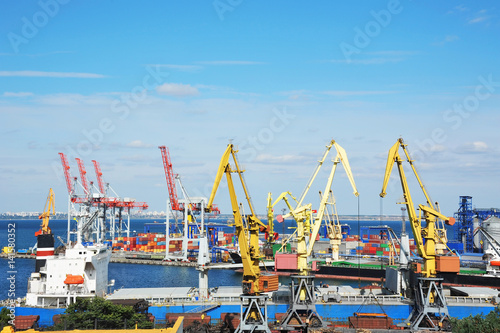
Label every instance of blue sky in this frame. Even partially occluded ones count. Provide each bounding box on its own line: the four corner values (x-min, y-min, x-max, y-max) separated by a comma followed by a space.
1, 1, 499, 217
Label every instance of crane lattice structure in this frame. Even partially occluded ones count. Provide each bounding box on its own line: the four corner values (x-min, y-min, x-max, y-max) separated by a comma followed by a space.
59, 153, 148, 245
454, 196, 474, 253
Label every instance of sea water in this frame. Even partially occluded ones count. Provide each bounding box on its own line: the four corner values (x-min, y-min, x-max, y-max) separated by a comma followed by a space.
0, 218, 415, 300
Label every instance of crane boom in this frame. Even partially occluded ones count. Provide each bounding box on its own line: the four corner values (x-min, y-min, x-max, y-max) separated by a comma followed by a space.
59, 153, 74, 195
379, 138, 456, 277
75, 158, 90, 195
159, 146, 181, 211
92, 160, 106, 195
308, 141, 358, 256
296, 140, 335, 207
206, 144, 273, 295
36, 188, 55, 236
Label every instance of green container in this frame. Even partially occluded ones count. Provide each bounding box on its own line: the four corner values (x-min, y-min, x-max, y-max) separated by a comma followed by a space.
376, 251, 383, 256
380, 243, 389, 248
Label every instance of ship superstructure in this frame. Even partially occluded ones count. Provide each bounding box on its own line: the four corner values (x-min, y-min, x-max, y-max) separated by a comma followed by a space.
26, 242, 111, 307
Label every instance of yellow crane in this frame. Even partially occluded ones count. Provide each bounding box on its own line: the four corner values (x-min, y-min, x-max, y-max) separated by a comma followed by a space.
205, 144, 277, 332
380, 138, 457, 278
266, 191, 297, 244
278, 140, 358, 273
36, 188, 55, 236
380, 138, 457, 331
278, 140, 358, 331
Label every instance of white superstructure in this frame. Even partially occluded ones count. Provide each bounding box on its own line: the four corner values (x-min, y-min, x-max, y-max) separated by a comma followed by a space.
26, 242, 111, 308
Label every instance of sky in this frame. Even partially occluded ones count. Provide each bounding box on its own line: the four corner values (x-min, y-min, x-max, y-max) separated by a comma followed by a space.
0, 1, 499, 217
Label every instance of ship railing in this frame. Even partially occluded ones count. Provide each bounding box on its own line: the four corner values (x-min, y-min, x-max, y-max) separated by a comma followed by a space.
338, 294, 407, 304
446, 296, 494, 304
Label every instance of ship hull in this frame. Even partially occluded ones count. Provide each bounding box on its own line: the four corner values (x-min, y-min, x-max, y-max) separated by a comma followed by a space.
314, 265, 500, 288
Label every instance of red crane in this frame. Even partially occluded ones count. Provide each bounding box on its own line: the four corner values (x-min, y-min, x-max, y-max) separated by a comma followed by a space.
75, 158, 89, 195
59, 152, 74, 195
91, 159, 148, 210
159, 146, 181, 211
59, 153, 86, 204
159, 146, 220, 215
92, 160, 106, 195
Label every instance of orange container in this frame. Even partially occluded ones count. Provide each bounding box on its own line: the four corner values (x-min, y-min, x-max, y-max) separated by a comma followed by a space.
436, 256, 460, 273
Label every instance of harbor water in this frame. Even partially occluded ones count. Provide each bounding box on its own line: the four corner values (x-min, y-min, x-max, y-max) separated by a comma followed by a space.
1, 218, 431, 301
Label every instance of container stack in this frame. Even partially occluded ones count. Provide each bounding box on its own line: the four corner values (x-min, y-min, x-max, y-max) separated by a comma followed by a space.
109, 231, 238, 253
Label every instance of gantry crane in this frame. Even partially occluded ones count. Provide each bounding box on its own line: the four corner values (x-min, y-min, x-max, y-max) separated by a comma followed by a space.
380, 138, 458, 331
206, 144, 278, 333
159, 146, 216, 265
279, 140, 358, 331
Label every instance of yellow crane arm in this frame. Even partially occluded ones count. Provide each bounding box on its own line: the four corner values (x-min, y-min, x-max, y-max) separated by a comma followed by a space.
332, 141, 359, 197
206, 145, 232, 212
380, 140, 400, 199
380, 141, 425, 258
206, 144, 266, 294
308, 142, 359, 256
225, 163, 261, 291
38, 188, 55, 234
419, 205, 455, 225
400, 140, 435, 209
296, 140, 335, 207
267, 192, 274, 235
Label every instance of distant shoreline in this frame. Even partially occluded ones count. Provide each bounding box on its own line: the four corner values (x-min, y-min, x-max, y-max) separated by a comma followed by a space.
0, 215, 402, 221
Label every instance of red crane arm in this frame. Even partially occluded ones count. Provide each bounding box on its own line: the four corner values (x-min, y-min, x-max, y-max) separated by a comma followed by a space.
159, 146, 180, 211
75, 158, 89, 194
92, 160, 106, 194
59, 152, 74, 195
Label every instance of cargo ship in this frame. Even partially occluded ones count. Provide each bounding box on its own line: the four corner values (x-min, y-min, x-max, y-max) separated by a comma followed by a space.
25, 234, 111, 308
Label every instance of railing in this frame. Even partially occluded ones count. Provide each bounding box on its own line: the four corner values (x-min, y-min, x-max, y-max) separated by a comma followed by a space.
447, 296, 494, 304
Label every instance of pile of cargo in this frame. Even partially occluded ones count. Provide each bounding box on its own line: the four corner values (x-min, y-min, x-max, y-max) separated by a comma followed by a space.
111, 233, 167, 252
110, 231, 238, 253
354, 234, 416, 256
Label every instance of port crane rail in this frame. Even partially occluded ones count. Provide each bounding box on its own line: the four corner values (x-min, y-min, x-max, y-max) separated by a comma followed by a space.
279, 140, 358, 331
206, 144, 276, 333
380, 138, 457, 331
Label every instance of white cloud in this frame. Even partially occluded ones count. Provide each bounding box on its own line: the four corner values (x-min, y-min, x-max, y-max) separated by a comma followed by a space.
255, 154, 303, 164
434, 35, 459, 46
468, 16, 489, 24
322, 90, 397, 96
0, 71, 107, 78
330, 58, 404, 65
196, 60, 266, 65
35, 93, 113, 106
447, 4, 469, 15
3, 92, 34, 97
462, 141, 489, 153
154, 64, 202, 72
126, 140, 153, 148
156, 83, 199, 97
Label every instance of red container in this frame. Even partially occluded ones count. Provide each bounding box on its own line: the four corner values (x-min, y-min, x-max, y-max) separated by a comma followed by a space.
275, 253, 298, 270
14, 315, 39, 330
